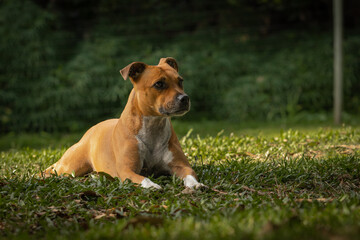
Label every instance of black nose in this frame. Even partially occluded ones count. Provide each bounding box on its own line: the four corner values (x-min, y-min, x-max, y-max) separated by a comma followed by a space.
177, 94, 189, 105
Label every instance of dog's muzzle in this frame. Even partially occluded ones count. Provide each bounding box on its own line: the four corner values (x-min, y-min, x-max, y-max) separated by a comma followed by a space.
159, 94, 190, 116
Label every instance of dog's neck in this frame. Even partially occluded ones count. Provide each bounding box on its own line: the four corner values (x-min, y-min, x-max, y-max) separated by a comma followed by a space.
137, 116, 171, 145
142, 115, 168, 128
120, 89, 170, 135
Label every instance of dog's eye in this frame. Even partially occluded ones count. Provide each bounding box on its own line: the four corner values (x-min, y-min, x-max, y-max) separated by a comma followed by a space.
153, 81, 166, 90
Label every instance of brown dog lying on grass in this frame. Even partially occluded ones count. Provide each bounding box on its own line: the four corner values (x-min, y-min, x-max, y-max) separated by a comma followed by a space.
43, 57, 204, 189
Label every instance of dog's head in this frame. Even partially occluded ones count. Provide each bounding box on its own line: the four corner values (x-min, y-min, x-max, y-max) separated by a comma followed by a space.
120, 57, 190, 117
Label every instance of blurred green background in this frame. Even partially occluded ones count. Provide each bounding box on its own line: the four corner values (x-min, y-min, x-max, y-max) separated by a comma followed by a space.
1, 0, 360, 133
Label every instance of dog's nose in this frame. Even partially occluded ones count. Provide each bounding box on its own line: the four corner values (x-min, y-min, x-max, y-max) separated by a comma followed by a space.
177, 94, 189, 105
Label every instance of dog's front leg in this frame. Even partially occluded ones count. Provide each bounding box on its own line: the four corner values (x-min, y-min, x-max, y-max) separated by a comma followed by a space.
116, 161, 162, 189
168, 143, 205, 189
114, 140, 161, 189
118, 167, 162, 189
170, 164, 205, 189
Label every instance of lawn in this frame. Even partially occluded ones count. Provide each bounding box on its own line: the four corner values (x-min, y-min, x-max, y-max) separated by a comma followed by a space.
1, 123, 360, 239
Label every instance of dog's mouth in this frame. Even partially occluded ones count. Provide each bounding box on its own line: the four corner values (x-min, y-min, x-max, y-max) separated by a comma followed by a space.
159, 105, 190, 117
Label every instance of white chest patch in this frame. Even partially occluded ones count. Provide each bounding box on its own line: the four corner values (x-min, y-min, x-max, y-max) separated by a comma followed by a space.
136, 116, 173, 175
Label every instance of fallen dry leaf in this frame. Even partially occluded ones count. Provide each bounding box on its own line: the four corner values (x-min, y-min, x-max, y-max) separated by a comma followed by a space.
333, 145, 360, 150
211, 188, 232, 195
295, 198, 334, 203
181, 187, 196, 194
94, 213, 107, 220
150, 205, 168, 210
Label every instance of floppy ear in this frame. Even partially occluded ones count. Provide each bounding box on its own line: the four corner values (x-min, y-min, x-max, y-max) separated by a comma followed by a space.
158, 57, 178, 72
120, 62, 147, 81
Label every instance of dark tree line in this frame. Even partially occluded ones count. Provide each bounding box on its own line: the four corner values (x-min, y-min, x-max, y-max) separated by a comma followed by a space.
1, 0, 359, 132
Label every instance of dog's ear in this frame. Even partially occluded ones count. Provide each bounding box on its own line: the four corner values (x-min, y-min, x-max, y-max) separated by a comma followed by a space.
120, 62, 147, 81
158, 57, 178, 72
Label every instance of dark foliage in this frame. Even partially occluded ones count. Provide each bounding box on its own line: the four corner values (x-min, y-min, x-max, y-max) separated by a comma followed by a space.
1, 0, 359, 132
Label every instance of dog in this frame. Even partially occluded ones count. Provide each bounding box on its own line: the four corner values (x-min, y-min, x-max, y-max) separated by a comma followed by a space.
43, 57, 204, 189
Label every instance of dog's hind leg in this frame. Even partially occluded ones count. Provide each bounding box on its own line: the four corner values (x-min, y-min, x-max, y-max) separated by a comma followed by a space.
42, 142, 93, 177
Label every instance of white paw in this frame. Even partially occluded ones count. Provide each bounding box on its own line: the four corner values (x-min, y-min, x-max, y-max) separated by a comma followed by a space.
141, 178, 162, 189
183, 175, 206, 189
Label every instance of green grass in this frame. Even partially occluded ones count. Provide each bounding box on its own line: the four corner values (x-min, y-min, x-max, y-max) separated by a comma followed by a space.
1, 124, 360, 239
2, 114, 359, 150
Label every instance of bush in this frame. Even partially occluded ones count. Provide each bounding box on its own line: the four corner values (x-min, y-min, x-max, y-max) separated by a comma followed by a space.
1, 0, 359, 132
